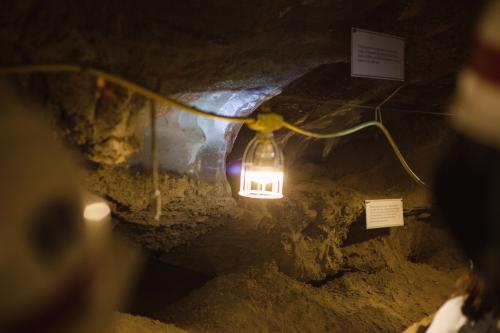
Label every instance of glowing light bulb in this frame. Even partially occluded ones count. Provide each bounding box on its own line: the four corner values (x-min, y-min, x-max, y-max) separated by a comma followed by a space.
83, 202, 111, 222
239, 132, 284, 199
82, 193, 111, 245
82, 192, 111, 224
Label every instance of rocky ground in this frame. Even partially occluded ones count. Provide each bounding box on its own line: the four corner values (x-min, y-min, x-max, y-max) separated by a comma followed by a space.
109, 199, 464, 333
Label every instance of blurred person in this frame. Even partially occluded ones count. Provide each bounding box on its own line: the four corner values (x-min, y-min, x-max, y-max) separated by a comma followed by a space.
0, 87, 138, 333
426, 270, 497, 333
428, 0, 500, 332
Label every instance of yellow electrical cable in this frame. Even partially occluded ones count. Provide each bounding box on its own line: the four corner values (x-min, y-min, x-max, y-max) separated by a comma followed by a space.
0, 64, 255, 124
0, 63, 426, 187
282, 120, 427, 187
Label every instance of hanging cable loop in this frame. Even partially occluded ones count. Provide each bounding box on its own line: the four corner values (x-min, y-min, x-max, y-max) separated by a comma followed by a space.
282, 120, 427, 187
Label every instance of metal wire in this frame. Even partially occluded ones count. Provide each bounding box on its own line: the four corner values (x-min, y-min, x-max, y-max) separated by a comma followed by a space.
275, 95, 453, 117
374, 85, 405, 124
150, 98, 162, 222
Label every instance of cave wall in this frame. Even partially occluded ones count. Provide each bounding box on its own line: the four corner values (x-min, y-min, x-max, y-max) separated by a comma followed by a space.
0, 1, 484, 332
0, 0, 481, 165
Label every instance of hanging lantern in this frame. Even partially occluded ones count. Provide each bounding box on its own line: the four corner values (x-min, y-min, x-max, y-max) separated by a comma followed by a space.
239, 131, 284, 199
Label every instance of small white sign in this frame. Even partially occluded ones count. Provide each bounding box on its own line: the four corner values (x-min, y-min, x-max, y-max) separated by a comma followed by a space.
351, 28, 405, 81
365, 199, 404, 229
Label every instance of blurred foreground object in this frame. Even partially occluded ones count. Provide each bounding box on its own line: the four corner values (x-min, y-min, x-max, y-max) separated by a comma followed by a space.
0, 93, 138, 333
432, 0, 500, 331
452, 0, 500, 151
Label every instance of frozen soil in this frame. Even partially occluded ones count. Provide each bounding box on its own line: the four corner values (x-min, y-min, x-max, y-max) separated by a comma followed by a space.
0, 1, 478, 331
87, 112, 465, 333
112, 313, 189, 333
156, 217, 464, 333
116, 238, 462, 333
83, 164, 238, 252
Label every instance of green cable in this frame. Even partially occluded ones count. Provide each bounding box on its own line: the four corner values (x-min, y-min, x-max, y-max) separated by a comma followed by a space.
282, 120, 427, 187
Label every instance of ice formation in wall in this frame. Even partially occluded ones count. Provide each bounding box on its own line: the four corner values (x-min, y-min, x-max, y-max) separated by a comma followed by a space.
132, 87, 280, 183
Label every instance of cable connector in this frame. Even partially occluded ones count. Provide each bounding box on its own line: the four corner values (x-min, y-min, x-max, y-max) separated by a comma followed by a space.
248, 112, 284, 133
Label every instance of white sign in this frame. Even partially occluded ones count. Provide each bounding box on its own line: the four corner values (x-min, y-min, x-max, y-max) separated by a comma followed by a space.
365, 199, 404, 229
351, 28, 405, 81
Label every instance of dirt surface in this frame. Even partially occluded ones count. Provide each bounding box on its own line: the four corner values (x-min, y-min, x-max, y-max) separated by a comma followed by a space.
112, 313, 189, 333
84, 102, 465, 333
158, 223, 464, 333
82, 164, 238, 252
154, 214, 464, 333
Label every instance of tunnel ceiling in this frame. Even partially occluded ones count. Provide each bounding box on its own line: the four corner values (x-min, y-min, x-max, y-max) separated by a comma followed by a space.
0, 0, 481, 166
